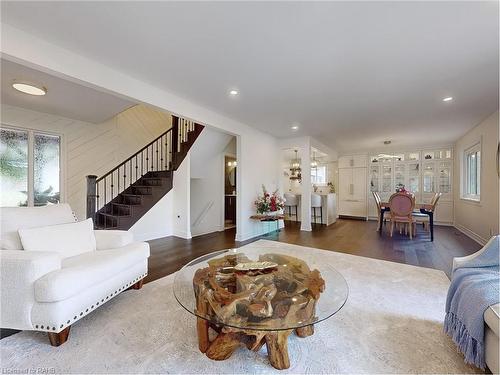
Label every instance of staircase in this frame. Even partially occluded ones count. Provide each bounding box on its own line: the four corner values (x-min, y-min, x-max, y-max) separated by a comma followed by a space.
86, 116, 204, 230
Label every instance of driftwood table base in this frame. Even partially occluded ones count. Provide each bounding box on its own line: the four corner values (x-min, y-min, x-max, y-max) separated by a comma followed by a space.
191, 252, 326, 370
197, 321, 314, 370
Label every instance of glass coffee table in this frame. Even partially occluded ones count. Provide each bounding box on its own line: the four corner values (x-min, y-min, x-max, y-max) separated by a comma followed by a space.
173, 247, 348, 370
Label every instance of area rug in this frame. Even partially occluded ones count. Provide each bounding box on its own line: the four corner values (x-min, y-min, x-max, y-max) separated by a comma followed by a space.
0, 240, 482, 374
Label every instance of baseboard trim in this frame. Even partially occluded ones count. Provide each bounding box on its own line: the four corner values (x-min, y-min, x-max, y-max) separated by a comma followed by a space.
172, 229, 192, 239
453, 223, 488, 245
132, 230, 173, 242
191, 226, 224, 238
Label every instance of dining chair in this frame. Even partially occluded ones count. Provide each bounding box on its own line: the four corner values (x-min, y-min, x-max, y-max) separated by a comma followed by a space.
372, 191, 390, 232
413, 192, 442, 231
389, 192, 416, 239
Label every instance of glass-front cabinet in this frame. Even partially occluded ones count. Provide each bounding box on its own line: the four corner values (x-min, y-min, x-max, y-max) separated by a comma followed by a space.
437, 161, 452, 200
368, 148, 453, 222
408, 162, 420, 194
369, 165, 379, 193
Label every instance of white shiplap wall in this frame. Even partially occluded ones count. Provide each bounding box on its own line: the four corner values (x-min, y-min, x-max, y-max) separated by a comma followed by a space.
1, 103, 172, 219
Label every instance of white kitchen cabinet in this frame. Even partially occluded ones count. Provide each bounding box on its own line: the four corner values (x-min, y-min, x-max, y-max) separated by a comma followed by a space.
338, 155, 367, 169
338, 156, 367, 218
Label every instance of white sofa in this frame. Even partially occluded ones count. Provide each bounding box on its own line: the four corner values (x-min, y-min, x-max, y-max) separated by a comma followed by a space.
453, 235, 500, 374
0, 204, 150, 346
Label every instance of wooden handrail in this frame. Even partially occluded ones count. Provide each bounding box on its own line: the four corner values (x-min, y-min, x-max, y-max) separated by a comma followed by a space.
97, 127, 173, 183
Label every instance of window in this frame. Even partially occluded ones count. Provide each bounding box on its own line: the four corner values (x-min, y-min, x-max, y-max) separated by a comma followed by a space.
311, 165, 327, 184
462, 142, 481, 201
1, 127, 61, 207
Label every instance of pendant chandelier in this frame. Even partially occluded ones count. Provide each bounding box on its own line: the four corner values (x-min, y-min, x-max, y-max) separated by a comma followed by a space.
311, 152, 318, 169
289, 150, 302, 181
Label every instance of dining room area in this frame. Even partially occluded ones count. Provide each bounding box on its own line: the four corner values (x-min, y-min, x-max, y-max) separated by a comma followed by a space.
337, 148, 454, 242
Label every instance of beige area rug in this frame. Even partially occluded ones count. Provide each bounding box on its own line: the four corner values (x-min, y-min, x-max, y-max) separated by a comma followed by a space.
0, 240, 482, 374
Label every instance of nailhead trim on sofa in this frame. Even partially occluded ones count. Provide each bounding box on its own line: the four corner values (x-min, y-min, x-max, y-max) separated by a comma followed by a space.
33, 273, 147, 332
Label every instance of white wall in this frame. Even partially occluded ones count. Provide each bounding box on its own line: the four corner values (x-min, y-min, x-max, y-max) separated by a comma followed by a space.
172, 153, 191, 239
1, 24, 282, 242
1, 103, 171, 219
190, 129, 234, 237
224, 138, 236, 156
129, 192, 173, 241
453, 110, 499, 244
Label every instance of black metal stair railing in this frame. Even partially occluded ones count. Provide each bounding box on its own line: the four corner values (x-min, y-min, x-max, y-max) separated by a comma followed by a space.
86, 115, 196, 223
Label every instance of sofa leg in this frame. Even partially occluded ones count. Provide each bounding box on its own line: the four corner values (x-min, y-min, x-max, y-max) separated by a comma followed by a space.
48, 326, 71, 347
129, 279, 144, 290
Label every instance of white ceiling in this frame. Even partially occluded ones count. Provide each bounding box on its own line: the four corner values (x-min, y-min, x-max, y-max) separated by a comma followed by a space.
1, 59, 136, 123
2, 2, 498, 150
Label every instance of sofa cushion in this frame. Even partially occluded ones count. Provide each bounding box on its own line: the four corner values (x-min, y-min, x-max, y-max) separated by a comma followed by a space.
0, 204, 75, 250
18, 219, 96, 259
34, 242, 150, 302
484, 303, 500, 337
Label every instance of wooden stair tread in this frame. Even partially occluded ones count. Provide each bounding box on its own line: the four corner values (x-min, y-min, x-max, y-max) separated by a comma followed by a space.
99, 212, 131, 218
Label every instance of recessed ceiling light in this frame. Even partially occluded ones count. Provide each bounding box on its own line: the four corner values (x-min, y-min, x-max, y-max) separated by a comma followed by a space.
229, 90, 238, 96
442, 97, 453, 102
12, 82, 47, 96
291, 125, 299, 131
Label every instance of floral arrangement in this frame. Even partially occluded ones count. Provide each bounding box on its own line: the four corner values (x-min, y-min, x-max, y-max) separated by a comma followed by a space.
254, 185, 285, 214
327, 181, 335, 193
396, 183, 408, 193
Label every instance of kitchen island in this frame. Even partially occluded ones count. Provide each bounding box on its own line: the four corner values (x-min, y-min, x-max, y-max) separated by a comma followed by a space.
286, 193, 337, 226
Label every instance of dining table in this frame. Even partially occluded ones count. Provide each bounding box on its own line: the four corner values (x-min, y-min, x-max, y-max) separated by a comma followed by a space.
378, 202, 435, 241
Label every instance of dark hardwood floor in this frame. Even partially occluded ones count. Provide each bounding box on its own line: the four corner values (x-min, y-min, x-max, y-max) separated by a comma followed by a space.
145, 218, 482, 283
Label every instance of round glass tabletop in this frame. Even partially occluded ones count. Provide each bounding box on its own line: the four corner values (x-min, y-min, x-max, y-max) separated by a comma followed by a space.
173, 247, 348, 331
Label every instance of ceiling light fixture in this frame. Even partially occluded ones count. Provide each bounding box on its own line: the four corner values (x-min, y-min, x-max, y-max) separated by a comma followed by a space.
442, 97, 453, 102
311, 151, 318, 169
12, 82, 47, 96
289, 150, 302, 182
383, 140, 391, 145
291, 125, 299, 131
229, 90, 238, 96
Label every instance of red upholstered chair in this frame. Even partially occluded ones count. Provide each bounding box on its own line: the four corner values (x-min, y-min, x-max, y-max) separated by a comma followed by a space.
389, 192, 416, 239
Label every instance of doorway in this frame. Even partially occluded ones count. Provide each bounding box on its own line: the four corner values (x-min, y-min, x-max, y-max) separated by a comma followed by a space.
224, 155, 237, 230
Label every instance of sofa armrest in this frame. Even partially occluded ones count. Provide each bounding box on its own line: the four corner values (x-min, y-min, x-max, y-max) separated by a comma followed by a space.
0, 250, 61, 330
452, 235, 500, 274
94, 230, 134, 250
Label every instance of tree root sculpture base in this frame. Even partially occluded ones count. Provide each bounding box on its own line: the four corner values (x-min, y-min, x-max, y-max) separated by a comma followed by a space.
192, 252, 325, 370
197, 321, 315, 370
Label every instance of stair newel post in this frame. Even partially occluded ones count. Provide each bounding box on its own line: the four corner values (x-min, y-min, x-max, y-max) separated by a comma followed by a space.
172, 115, 179, 169
86, 175, 98, 223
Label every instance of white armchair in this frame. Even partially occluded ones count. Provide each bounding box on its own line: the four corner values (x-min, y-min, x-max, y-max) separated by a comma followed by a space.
0, 204, 150, 346
452, 236, 500, 374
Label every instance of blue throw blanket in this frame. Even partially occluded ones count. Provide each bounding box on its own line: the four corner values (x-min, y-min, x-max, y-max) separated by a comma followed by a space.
444, 236, 500, 370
